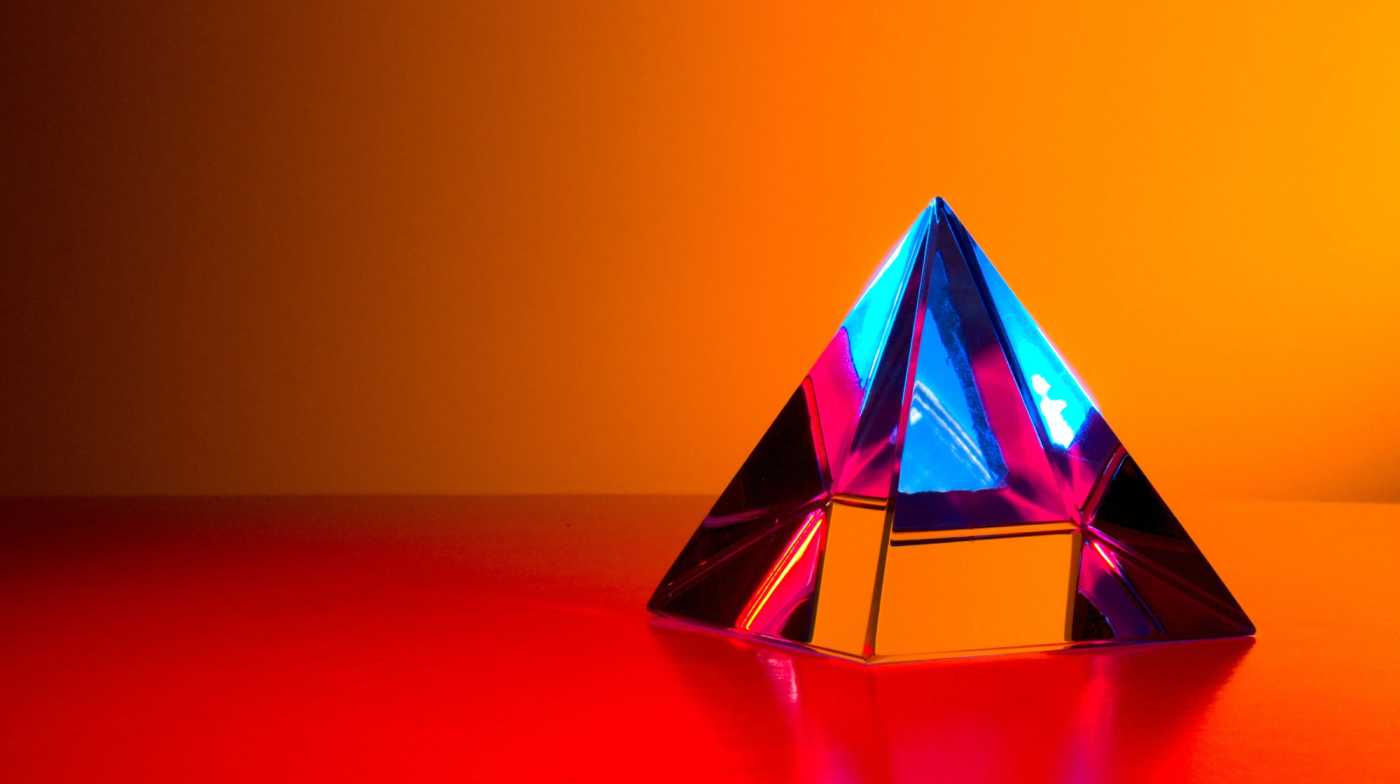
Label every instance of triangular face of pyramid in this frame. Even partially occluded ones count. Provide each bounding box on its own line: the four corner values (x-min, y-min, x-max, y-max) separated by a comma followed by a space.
649, 198, 1253, 662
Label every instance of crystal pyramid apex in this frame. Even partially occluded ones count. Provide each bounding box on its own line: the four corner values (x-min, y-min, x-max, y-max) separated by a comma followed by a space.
929, 195, 963, 225
650, 199, 1252, 662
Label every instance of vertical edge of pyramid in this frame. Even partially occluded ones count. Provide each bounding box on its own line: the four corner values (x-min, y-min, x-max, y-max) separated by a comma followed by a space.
860, 217, 938, 659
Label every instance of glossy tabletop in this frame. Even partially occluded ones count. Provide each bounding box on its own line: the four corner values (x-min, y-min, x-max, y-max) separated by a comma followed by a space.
3, 496, 1395, 782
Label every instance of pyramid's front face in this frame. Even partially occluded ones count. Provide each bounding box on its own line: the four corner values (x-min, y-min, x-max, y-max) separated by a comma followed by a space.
649, 199, 1253, 663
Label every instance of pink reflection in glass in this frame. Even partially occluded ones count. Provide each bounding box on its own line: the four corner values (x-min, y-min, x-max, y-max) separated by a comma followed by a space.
739, 508, 826, 636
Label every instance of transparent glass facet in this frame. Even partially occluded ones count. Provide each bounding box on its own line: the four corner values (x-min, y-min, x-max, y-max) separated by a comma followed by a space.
897, 246, 1007, 495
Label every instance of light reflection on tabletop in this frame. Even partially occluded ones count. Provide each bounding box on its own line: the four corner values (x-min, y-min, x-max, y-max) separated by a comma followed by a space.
1, 496, 1394, 782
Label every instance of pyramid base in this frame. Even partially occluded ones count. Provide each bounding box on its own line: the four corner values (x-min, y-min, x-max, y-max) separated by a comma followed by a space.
649, 611, 1252, 665
648, 491, 1253, 664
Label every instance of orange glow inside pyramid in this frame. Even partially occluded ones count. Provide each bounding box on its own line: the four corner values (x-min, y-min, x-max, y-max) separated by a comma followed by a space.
648, 198, 1254, 662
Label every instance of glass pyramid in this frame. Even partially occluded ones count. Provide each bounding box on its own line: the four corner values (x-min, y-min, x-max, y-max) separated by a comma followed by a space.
648, 198, 1254, 662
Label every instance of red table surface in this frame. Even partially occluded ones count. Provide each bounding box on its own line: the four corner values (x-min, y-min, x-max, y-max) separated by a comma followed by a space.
2, 495, 1395, 782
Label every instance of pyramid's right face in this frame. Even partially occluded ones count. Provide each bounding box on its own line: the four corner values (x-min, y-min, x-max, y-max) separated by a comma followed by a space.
649, 199, 1253, 663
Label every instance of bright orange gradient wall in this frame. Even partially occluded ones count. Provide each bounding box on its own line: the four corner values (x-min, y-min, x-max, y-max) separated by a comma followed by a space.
3, 2, 1399, 499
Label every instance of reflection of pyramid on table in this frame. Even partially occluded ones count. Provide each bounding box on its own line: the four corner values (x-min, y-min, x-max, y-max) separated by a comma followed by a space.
648, 198, 1253, 662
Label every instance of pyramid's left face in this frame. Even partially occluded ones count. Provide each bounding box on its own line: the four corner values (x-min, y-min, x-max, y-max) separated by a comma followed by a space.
648, 201, 1252, 663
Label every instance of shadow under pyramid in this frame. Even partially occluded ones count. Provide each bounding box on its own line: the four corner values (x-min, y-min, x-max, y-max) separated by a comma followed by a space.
649, 198, 1253, 663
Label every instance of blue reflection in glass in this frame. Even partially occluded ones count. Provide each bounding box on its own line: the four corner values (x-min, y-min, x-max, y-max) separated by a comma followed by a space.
969, 242, 1093, 449
841, 211, 929, 390
898, 251, 1008, 494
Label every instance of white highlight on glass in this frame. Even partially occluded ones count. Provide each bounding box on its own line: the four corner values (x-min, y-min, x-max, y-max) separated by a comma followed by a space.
1031, 374, 1075, 448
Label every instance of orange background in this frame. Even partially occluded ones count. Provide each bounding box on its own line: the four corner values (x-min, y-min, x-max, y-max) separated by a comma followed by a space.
3, 1, 1398, 499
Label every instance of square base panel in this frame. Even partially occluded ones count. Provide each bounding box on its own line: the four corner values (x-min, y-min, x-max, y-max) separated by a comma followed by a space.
872, 527, 1080, 658
798, 500, 1084, 662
